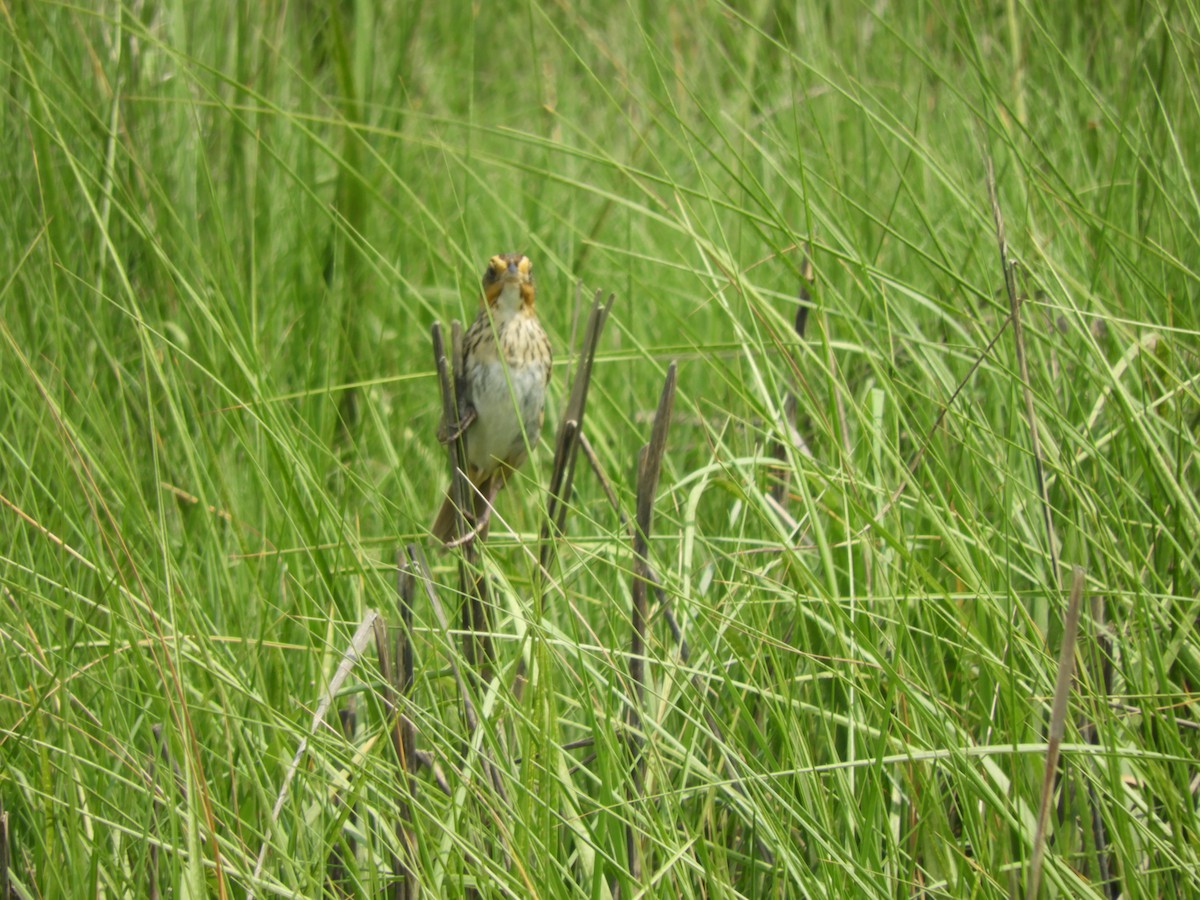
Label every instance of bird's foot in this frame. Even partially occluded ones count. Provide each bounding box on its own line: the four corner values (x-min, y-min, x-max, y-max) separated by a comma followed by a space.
437, 406, 477, 444
443, 502, 494, 549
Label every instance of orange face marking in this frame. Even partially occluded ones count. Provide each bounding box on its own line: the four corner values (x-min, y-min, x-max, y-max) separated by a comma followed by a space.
481, 253, 534, 308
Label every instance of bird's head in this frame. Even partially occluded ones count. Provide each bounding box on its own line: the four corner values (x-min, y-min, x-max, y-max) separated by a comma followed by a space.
482, 253, 535, 312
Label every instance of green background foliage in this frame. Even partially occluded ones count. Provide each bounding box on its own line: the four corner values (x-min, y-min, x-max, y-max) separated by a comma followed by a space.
2, 1, 1197, 896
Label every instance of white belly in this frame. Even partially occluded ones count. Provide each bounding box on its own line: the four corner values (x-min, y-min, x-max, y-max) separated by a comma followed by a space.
464, 357, 548, 473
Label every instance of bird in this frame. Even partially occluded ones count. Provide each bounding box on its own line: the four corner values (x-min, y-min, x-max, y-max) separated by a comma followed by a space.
431, 252, 552, 545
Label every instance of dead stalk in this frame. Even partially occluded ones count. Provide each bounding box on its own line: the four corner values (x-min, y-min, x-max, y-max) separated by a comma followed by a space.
1027, 566, 1085, 900
539, 288, 614, 568
626, 362, 677, 879
986, 155, 1059, 586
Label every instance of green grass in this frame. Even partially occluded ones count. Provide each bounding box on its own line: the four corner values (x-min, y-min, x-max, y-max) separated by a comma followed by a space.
2, 1, 1199, 896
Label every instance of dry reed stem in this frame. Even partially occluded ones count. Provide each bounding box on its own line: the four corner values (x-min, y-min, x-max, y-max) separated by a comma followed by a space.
539, 287, 614, 568
432, 320, 494, 680
1027, 566, 1085, 900
626, 362, 677, 880
370, 548, 419, 899
986, 155, 1059, 587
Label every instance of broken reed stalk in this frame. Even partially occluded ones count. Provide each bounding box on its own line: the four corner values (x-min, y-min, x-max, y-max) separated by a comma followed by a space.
408, 545, 508, 802
582, 412, 772, 820
408, 544, 512, 880
986, 155, 1059, 587
578, 432, 698, 663
249, 610, 381, 895
432, 321, 469, 544
432, 320, 493, 681
409, 545, 478, 734
1051, 592, 1117, 897
539, 287, 614, 569
1086, 594, 1118, 898
1026, 565, 1085, 900
325, 704, 358, 895
626, 362, 677, 879
605, 363, 772, 865
577, 431, 623, 523
630, 363, 678, 718
397, 550, 416, 768
368, 547, 420, 900
505, 287, 611, 704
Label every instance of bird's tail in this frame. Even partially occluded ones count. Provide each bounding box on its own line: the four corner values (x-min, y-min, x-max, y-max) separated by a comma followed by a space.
430, 491, 461, 543
430, 473, 497, 543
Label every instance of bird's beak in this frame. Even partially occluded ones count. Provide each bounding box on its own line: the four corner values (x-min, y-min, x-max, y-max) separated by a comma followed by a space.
502, 261, 521, 281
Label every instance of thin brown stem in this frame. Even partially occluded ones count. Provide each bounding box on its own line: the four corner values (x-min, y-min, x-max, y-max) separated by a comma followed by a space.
408, 547, 508, 806
626, 362, 677, 881
1084, 593, 1118, 897
1027, 566, 1085, 900
986, 155, 1059, 587
539, 288, 614, 567
433, 320, 493, 681
374, 547, 419, 899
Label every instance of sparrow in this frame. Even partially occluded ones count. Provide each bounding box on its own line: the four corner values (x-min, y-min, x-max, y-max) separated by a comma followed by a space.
431, 252, 552, 544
